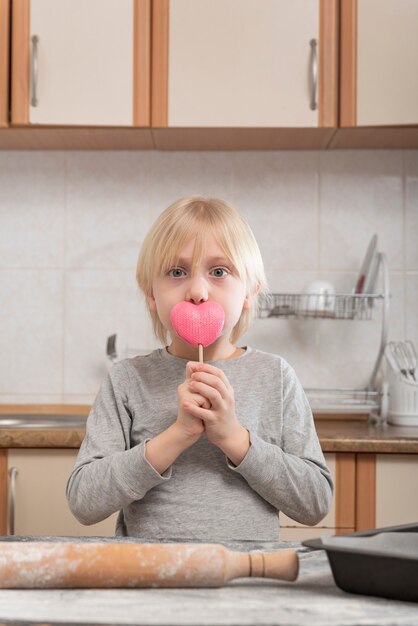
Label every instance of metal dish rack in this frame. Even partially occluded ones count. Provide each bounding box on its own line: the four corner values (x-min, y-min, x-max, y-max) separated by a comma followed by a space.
258, 293, 383, 320
258, 253, 390, 417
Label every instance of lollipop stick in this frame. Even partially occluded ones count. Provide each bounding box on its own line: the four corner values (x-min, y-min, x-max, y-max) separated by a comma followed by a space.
198, 343, 203, 363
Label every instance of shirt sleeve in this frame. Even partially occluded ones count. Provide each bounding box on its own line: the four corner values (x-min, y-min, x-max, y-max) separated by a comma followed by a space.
227, 359, 334, 526
66, 363, 171, 525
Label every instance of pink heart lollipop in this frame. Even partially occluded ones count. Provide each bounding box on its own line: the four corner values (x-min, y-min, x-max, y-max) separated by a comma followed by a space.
170, 301, 225, 360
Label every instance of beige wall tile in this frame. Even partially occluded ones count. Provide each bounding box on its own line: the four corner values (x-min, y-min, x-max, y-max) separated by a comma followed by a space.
64, 269, 160, 395
0, 394, 66, 405
320, 151, 403, 271
66, 152, 151, 269
406, 273, 418, 349
0, 270, 63, 395
0, 152, 66, 268
405, 151, 418, 271
231, 151, 319, 270
149, 152, 233, 221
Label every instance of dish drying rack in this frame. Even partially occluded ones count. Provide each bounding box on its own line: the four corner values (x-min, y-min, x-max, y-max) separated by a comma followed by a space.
258, 293, 383, 320
258, 253, 390, 418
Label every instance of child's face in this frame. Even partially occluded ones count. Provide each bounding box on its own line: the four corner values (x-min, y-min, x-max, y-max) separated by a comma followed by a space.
148, 233, 250, 356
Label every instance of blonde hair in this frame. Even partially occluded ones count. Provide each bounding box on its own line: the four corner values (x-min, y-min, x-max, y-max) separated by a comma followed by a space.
136, 196, 269, 344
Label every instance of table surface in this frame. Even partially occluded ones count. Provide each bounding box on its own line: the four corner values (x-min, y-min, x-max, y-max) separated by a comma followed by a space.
0, 538, 417, 626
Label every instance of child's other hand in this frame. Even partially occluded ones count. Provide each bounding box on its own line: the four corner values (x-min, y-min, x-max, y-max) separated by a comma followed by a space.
185, 363, 249, 462
176, 362, 210, 442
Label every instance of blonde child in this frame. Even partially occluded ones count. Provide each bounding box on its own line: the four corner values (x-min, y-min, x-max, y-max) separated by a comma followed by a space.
67, 197, 333, 541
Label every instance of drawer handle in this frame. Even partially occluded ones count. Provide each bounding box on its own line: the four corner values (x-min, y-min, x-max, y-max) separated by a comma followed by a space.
309, 38, 318, 111
8, 467, 18, 535
30, 35, 39, 107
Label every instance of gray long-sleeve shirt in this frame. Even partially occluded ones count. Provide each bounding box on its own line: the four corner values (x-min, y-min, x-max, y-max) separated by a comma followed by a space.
66, 347, 333, 541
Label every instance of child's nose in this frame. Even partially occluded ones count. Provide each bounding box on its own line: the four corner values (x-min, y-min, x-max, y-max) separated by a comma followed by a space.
186, 276, 208, 304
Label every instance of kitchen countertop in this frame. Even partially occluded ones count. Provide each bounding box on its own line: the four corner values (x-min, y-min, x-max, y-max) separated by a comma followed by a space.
1, 405, 418, 453
315, 420, 418, 453
0, 537, 416, 626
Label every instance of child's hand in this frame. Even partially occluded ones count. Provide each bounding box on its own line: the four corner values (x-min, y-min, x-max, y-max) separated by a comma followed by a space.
176, 362, 210, 442
184, 363, 250, 462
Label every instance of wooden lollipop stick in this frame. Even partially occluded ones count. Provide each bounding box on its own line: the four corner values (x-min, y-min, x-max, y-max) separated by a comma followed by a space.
198, 343, 203, 363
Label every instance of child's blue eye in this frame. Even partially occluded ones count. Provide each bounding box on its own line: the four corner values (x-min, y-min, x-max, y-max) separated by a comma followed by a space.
168, 268, 186, 278
211, 267, 228, 278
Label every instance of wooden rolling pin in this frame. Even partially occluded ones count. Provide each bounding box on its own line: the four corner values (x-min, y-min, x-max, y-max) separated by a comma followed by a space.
0, 542, 299, 588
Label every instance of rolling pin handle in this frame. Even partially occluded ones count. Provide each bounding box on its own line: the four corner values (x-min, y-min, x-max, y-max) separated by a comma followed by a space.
249, 550, 299, 582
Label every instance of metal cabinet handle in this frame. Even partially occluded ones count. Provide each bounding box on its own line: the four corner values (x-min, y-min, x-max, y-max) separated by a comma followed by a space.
31, 35, 39, 107
8, 467, 18, 535
309, 38, 318, 111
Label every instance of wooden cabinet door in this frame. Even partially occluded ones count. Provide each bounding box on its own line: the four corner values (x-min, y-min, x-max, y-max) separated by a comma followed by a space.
341, 0, 418, 126
11, 0, 150, 126
153, 0, 338, 128
0, 0, 9, 127
8, 449, 117, 536
375, 454, 418, 527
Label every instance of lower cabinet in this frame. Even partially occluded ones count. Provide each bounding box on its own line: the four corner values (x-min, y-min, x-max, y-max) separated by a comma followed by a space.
375, 454, 418, 527
279, 452, 418, 539
7, 449, 116, 536
4, 449, 418, 538
6, 449, 339, 540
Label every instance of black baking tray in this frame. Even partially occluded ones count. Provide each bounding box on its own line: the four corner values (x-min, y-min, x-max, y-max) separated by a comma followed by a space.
302, 522, 418, 602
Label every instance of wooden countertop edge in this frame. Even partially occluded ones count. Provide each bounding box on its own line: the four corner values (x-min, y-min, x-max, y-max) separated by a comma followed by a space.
1, 405, 417, 452
0, 430, 85, 448
1, 430, 418, 453
320, 438, 418, 453
0, 404, 91, 415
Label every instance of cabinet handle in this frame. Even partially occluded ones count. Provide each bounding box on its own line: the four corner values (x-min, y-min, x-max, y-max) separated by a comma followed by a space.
8, 467, 18, 536
309, 38, 318, 111
30, 35, 39, 107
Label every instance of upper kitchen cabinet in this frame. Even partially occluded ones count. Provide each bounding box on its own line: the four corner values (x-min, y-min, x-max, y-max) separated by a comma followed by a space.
340, 0, 418, 128
0, 0, 10, 127
11, 0, 151, 127
151, 0, 338, 149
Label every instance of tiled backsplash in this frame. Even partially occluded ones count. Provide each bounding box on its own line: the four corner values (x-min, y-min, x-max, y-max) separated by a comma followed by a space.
1, 150, 417, 404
